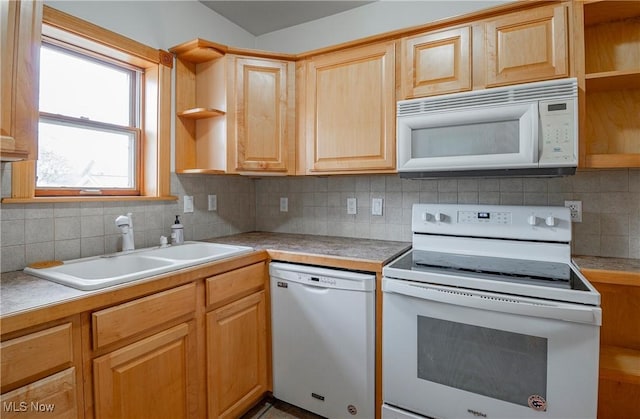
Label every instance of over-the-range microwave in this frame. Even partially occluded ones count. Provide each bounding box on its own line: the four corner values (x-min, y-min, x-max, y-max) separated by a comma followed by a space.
396, 78, 578, 178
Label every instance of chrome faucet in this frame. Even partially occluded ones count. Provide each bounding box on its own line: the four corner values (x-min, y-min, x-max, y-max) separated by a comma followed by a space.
115, 213, 135, 252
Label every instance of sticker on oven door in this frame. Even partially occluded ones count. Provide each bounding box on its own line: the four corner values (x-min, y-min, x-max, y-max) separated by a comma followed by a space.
527, 395, 547, 411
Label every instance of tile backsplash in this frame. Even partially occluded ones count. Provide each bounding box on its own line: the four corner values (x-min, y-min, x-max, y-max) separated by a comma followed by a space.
0, 165, 255, 272
1, 163, 638, 272
254, 169, 639, 259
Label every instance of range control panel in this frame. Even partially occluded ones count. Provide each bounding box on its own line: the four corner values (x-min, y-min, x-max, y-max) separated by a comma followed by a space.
458, 210, 512, 225
413, 204, 571, 242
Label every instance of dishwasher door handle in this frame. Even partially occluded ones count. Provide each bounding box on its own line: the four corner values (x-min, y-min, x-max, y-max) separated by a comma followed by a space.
300, 283, 331, 293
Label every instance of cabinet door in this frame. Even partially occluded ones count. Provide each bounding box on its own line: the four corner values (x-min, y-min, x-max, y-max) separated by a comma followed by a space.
304, 42, 396, 173
229, 56, 295, 174
0, 0, 41, 161
401, 26, 471, 99
485, 4, 568, 87
207, 291, 267, 419
93, 323, 196, 419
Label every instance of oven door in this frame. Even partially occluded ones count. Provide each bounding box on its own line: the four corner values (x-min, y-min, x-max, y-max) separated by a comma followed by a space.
382, 278, 600, 419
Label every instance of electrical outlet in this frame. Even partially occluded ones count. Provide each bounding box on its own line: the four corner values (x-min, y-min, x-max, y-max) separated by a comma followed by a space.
183, 195, 194, 213
208, 194, 217, 211
372, 198, 383, 216
280, 197, 288, 212
564, 200, 582, 223
347, 198, 357, 215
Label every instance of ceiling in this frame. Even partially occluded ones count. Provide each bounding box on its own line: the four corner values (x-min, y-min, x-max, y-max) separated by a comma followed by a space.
199, 1, 376, 36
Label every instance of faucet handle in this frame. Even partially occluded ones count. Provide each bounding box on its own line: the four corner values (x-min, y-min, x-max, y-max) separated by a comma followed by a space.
115, 214, 130, 227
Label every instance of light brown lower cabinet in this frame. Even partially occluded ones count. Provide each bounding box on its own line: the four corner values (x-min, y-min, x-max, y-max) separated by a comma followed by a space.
207, 290, 268, 419
0, 318, 83, 418
582, 269, 640, 419
93, 322, 197, 419
1, 257, 270, 419
1, 368, 79, 419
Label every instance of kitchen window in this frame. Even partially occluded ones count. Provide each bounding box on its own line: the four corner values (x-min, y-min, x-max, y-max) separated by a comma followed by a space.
8, 5, 173, 201
37, 41, 142, 195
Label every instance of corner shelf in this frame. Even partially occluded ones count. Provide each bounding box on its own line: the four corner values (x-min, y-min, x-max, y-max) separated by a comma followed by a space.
170, 38, 226, 63
170, 39, 228, 173
177, 108, 226, 120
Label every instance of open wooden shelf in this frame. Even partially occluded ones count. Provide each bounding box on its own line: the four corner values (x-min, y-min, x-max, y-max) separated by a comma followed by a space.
600, 345, 640, 385
177, 107, 226, 120
175, 168, 226, 175
581, 2, 640, 169
170, 38, 226, 63
584, 1, 640, 26
585, 153, 640, 168
585, 70, 640, 92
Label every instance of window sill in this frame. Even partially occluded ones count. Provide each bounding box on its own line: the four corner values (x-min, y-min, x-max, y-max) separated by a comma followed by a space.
1, 195, 178, 204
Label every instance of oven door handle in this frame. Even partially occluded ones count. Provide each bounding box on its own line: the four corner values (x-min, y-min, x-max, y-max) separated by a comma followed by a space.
383, 279, 601, 325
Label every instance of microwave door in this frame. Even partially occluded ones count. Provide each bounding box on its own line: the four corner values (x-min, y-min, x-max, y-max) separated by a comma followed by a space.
397, 103, 538, 172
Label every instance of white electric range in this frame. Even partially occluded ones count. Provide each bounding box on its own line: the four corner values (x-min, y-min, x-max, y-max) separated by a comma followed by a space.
382, 204, 601, 419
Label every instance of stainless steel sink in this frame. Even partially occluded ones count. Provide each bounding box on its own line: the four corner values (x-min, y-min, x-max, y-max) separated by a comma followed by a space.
23, 241, 253, 290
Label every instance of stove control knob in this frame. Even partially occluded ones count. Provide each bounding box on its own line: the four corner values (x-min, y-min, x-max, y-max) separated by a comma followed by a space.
421, 212, 431, 222
435, 212, 445, 222
545, 216, 556, 227
528, 215, 538, 226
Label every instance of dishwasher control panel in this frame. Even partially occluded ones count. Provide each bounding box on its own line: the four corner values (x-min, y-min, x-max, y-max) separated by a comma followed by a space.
269, 262, 375, 292
299, 273, 337, 286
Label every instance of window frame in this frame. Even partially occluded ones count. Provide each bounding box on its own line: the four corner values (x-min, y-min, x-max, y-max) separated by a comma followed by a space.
9, 4, 174, 202
37, 39, 143, 196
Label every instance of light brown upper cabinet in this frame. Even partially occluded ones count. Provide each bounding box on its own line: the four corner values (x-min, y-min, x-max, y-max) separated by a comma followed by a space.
576, 1, 640, 168
0, 0, 41, 162
227, 56, 295, 174
400, 26, 472, 99
484, 3, 569, 87
171, 39, 296, 175
301, 41, 396, 174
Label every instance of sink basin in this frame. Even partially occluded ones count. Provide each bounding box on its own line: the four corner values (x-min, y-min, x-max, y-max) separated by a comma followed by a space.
23, 241, 253, 291
143, 241, 249, 261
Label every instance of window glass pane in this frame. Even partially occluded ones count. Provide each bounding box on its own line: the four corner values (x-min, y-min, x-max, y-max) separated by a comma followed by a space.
37, 121, 135, 189
39, 44, 133, 126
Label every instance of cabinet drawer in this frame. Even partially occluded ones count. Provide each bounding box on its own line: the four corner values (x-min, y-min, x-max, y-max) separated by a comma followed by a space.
0, 368, 78, 419
1, 323, 73, 391
92, 283, 196, 350
206, 262, 265, 308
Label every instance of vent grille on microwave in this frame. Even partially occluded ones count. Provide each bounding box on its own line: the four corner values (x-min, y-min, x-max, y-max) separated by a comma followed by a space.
397, 78, 577, 117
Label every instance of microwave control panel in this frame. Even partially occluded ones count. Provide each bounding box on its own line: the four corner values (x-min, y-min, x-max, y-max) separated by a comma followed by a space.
538, 98, 577, 166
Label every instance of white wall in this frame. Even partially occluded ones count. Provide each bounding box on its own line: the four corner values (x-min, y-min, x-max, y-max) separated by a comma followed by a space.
44, 0, 256, 50
46, 0, 513, 54
256, 0, 511, 53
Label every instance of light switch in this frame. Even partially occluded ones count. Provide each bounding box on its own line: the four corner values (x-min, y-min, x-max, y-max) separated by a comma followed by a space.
280, 197, 288, 212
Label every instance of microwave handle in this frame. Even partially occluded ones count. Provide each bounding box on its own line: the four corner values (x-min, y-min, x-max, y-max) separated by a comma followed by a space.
383, 278, 601, 325
530, 103, 539, 162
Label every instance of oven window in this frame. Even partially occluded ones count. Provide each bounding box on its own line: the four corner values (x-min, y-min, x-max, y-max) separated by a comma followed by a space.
417, 316, 547, 407
411, 120, 519, 158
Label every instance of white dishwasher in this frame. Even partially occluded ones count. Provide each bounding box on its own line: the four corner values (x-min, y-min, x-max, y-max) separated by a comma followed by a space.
269, 262, 375, 419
